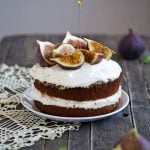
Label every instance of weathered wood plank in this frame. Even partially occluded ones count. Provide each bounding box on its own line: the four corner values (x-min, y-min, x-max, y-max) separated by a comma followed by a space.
1, 35, 150, 150
142, 37, 150, 104
3, 35, 64, 67
90, 38, 133, 149
68, 122, 90, 150
0, 37, 13, 63
142, 63, 150, 104
18, 35, 64, 67
0, 36, 47, 150
91, 115, 131, 150
2, 36, 27, 66
91, 62, 132, 150
1, 35, 68, 150
126, 59, 150, 140
45, 132, 68, 150
20, 140, 45, 150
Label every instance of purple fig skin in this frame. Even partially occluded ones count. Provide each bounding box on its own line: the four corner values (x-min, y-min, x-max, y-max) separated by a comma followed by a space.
51, 54, 85, 70
68, 39, 88, 49
91, 54, 104, 65
119, 29, 145, 60
58, 63, 84, 70
113, 128, 150, 150
36, 47, 55, 67
55, 58, 84, 70
136, 134, 150, 150
63, 31, 88, 49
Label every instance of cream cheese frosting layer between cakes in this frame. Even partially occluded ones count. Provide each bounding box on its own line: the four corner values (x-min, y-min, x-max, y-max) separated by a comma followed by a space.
31, 86, 121, 109
30, 59, 122, 88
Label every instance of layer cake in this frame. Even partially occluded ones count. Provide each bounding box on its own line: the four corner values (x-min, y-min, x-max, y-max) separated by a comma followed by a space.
30, 32, 122, 117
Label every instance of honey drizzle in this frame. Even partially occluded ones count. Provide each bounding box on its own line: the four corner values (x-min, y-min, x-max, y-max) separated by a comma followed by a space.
77, 0, 83, 49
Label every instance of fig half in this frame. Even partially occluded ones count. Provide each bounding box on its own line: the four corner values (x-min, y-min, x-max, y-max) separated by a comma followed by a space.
52, 43, 75, 58
84, 38, 114, 59
51, 50, 84, 70
63, 31, 87, 49
36, 40, 56, 67
80, 49, 103, 65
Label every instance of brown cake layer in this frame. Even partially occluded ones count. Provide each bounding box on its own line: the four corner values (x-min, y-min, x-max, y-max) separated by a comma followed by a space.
34, 100, 119, 117
34, 74, 121, 101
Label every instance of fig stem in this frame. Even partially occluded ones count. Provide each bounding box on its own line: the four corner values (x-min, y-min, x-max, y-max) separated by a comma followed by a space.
129, 128, 138, 137
128, 28, 133, 34
112, 145, 122, 150
77, 0, 83, 5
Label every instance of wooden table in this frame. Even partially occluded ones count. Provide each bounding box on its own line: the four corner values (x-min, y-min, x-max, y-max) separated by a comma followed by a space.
0, 34, 150, 150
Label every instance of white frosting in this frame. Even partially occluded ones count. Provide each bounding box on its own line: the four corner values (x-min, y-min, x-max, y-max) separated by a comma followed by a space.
30, 59, 122, 88
31, 86, 121, 109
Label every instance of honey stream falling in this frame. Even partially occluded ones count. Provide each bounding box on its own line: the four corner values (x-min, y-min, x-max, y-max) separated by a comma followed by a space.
77, 0, 83, 48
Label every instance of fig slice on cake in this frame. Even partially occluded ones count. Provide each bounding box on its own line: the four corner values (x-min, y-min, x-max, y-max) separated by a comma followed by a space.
80, 49, 103, 65
52, 43, 75, 58
36, 40, 56, 67
63, 31, 87, 49
51, 44, 84, 69
84, 38, 115, 59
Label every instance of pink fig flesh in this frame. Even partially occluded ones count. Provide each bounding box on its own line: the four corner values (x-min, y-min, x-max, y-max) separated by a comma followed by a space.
63, 31, 87, 49
51, 50, 85, 70
52, 43, 75, 58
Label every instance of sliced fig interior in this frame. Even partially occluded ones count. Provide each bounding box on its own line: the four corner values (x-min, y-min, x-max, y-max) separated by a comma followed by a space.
51, 50, 85, 69
35, 34, 116, 68
36, 40, 56, 66
84, 38, 115, 59
52, 43, 75, 58
63, 31, 87, 49
80, 49, 103, 65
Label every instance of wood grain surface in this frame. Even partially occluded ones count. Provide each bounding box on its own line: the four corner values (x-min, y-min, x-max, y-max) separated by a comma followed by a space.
0, 34, 150, 150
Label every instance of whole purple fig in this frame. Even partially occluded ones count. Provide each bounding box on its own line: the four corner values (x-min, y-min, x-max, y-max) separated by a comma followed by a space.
119, 29, 145, 59
113, 128, 150, 150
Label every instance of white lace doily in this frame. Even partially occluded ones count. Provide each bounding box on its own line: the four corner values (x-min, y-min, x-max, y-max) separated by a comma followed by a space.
0, 64, 80, 150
